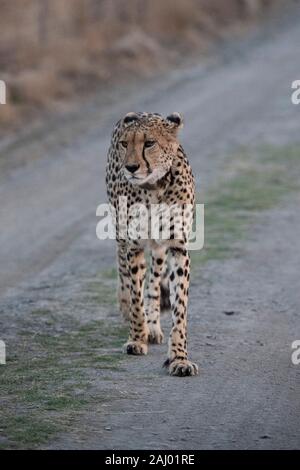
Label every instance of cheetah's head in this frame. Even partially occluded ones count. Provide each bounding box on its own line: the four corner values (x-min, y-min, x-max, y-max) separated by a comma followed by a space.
119, 112, 183, 188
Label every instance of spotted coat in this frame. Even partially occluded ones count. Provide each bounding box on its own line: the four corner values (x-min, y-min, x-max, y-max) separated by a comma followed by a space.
105, 112, 198, 376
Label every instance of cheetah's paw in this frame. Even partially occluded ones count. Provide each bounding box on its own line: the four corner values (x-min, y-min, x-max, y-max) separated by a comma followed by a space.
164, 358, 199, 377
124, 341, 148, 355
148, 325, 164, 344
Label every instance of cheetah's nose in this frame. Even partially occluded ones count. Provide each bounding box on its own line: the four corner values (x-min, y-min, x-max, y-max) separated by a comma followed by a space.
125, 164, 140, 174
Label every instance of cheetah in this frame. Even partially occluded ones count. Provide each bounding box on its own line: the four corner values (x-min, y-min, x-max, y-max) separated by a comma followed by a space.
105, 112, 198, 377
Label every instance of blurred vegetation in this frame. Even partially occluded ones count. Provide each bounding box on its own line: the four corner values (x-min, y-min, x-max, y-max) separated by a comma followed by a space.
192, 145, 300, 266
0, 0, 282, 128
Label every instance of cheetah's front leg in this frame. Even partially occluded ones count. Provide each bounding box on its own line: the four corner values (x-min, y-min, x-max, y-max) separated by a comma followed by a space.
124, 248, 149, 355
117, 242, 131, 321
164, 247, 198, 376
146, 246, 167, 344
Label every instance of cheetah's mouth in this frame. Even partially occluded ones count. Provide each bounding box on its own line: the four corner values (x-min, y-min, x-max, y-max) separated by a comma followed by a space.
126, 174, 144, 183
125, 168, 168, 187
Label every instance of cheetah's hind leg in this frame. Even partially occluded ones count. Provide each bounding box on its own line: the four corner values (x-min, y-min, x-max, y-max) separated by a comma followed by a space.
160, 261, 171, 312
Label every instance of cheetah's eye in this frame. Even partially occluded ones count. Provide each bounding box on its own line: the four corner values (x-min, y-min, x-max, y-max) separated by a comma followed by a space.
120, 141, 128, 148
144, 140, 156, 148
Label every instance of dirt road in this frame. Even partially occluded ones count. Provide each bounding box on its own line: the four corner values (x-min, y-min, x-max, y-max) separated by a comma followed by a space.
0, 9, 300, 449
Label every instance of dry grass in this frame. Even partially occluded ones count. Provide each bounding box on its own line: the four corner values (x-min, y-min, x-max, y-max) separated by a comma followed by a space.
0, 0, 282, 130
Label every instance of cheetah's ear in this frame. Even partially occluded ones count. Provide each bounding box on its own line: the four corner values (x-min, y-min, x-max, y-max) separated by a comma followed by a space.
166, 112, 183, 132
123, 112, 139, 125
